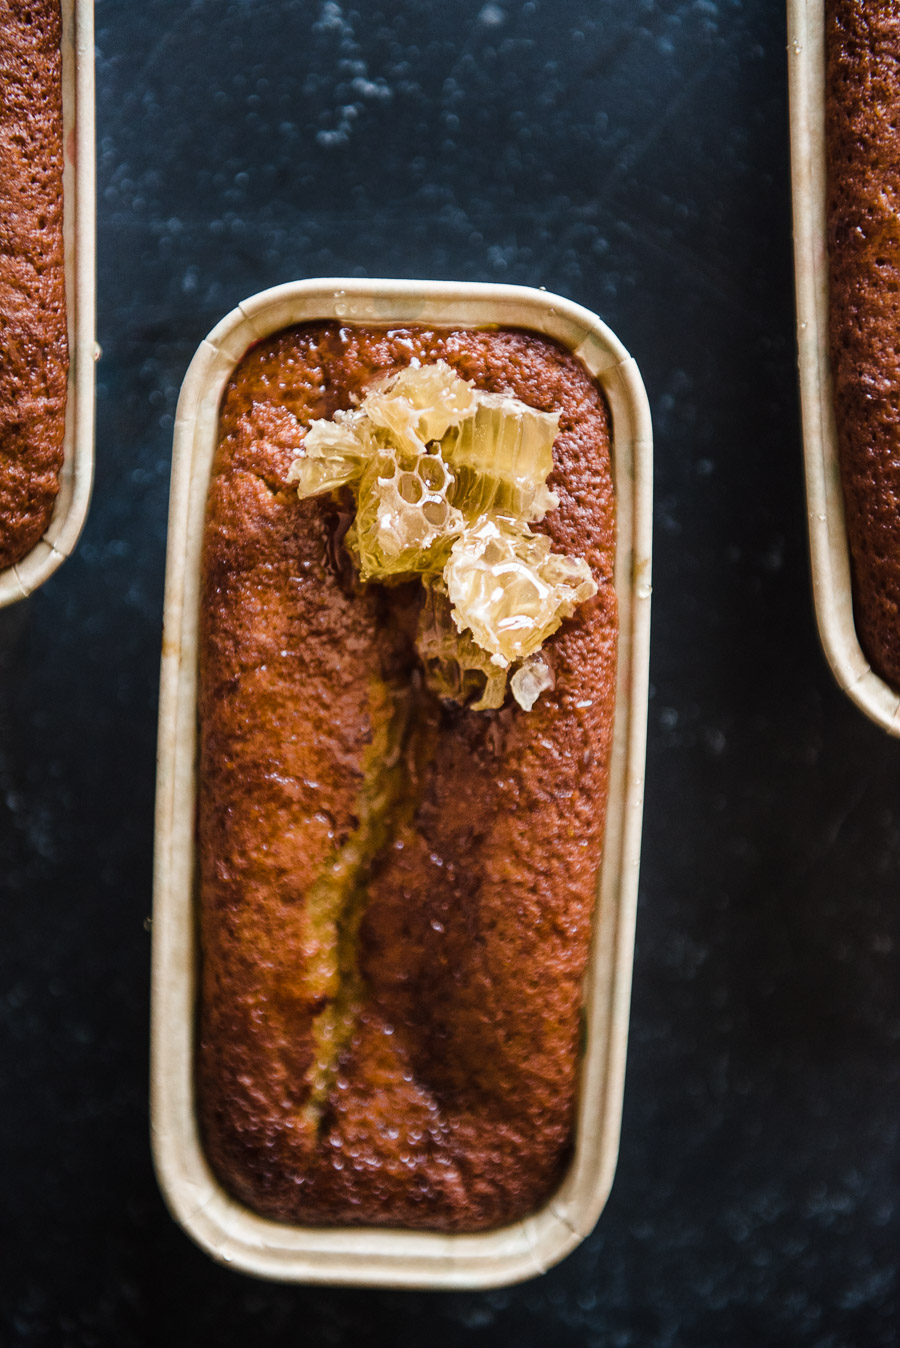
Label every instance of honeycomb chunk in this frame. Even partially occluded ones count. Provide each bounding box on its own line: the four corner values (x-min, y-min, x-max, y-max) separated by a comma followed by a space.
285, 357, 597, 713
444, 516, 597, 666
440, 392, 560, 523
287, 410, 372, 497
510, 653, 554, 712
351, 448, 464, 582
364, 361, 476, 456
416, 578, 509, 711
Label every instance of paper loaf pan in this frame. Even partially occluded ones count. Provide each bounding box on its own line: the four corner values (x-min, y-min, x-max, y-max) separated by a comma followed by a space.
151, 278, 653, 1288
0, 0, 96, 608
788, 0, 900, 734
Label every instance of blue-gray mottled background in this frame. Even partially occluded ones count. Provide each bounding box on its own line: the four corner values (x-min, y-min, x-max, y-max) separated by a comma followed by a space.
1, 0, 897, 1344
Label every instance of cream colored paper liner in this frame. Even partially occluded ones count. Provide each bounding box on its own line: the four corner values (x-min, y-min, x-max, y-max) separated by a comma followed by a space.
0, 0, 96, 608
151, 279, 653, 1288
788, 0, 900, 733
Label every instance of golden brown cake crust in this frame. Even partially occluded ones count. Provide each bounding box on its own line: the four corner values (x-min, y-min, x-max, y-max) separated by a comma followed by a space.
198, 322, 617, 1231
0, 0, 67, 571
827, 0, 900, 686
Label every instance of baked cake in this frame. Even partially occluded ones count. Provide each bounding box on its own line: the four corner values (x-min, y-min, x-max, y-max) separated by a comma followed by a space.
827, 0, 900, 686
0, 0, 67, 571
197, 322, 617, 1230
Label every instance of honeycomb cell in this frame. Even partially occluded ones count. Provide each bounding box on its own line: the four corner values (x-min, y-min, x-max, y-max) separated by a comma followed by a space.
398, 472, 424, 504
418, 455, 448, 492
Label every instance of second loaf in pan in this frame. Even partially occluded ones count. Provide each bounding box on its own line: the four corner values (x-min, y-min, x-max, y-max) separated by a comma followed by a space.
827, 0, 900, 687
0, 0, 68, 570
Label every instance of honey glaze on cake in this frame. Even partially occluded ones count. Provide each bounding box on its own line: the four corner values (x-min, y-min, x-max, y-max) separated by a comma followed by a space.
198, 322, 617, 1230
0, 0, 67, 570
827, 0, 900, 686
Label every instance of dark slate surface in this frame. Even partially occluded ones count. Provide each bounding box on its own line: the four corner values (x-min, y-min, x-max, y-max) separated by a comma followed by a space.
1, 0, 898, 1343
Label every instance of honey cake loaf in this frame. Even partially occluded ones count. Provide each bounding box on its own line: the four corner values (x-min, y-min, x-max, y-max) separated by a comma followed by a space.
198, 322, 617, 1230
0, 0, 67, 571
827, 0, 900, 686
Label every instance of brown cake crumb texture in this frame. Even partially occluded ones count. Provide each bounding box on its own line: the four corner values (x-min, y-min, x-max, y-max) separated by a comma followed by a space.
199, 323, 617, 1231
0, 0, 67, 571
827, 0, 900, 687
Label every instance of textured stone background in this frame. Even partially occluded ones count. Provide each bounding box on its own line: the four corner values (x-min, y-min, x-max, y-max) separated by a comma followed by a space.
1, 0, 897, 1343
